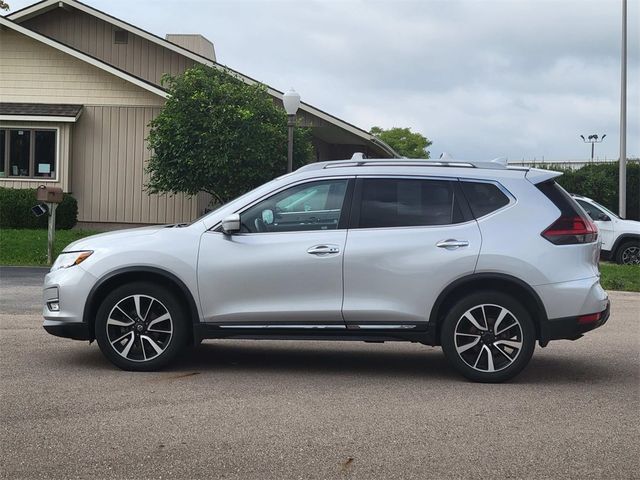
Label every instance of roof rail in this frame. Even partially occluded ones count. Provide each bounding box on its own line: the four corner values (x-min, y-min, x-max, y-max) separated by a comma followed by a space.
323, 159, 477, 169
297, 157, 518, 173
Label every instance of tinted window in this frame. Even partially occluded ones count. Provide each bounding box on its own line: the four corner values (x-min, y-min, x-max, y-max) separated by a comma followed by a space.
241, 179, 348, 233
34, 130, 56, 178
357, 178, 464, 228
0, 131, 5, 177
9, 129, 30, 177
461, 181, 510, 218
536, 181, 585, 218
2, 129, 57, 179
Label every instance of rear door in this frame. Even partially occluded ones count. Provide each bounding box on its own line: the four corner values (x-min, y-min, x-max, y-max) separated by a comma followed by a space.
342, 176, 481, 326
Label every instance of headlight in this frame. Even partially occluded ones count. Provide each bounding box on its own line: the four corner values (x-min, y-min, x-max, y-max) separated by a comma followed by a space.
50, 251, 93, 272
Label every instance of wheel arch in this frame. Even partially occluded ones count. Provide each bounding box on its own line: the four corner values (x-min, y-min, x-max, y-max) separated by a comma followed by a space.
428, 273, 548, 345
83, 266, 200, 342
611, 233, 640, 257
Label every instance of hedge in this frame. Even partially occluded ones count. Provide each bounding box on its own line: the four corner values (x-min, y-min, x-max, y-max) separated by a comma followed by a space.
0, 187, 78, 229
547, 161, 639, 221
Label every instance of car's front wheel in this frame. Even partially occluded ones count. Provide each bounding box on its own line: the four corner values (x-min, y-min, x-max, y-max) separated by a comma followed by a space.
95, 282, 188, 371
440, 291, 536, 383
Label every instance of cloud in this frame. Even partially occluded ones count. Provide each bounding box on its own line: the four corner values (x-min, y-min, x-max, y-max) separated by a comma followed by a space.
7, 0, 639, 159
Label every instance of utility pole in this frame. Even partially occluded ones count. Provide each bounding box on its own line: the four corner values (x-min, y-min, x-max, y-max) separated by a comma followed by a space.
619, 0, 627, 218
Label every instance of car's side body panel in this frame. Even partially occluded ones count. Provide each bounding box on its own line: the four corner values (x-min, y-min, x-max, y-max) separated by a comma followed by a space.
474, 178, 600, 286
342, 221, 481, 325
197, 229, 347, 325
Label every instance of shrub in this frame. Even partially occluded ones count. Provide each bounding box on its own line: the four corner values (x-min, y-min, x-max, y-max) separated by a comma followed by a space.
0, 187, 78, 229
544, 161, 639, 220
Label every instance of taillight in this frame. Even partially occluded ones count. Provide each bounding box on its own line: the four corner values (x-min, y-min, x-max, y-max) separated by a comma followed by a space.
542, 215, 598, 245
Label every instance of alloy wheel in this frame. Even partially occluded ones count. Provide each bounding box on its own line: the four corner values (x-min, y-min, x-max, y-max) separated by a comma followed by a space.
106, 294, 173, 362
621, 246, 640, 265
454, 304, 523, 373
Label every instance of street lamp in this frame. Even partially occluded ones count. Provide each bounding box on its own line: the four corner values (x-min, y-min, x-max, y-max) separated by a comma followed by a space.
579, 134, 606, 162
283, 88, 300, 173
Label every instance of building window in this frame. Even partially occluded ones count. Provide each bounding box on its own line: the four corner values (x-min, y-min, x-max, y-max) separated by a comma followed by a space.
114, 29, 128, 44
0, 128, 57, 179
0, 131, 5, 178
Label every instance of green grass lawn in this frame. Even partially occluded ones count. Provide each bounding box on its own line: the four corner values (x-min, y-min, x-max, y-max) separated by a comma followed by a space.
1, 228, 639, 292
599, 262, 640, 292
0, 228, 99, 266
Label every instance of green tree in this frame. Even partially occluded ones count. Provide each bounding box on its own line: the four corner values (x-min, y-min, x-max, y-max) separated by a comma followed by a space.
370, 126, 432, 158
543, 161, 639, 221
146, 65, 313, 204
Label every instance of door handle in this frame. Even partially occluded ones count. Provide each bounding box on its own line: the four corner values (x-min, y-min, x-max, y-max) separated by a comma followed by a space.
307, 244, 340, 255
436, 239, 469, 249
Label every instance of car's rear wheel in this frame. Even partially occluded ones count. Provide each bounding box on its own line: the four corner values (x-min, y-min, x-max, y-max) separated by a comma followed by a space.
616, 240, 640, 265
95, 282, 188, 371
440, 291, 535, 383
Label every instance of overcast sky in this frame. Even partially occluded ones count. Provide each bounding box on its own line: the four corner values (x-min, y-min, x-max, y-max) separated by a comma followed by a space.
8, 0, 639, 160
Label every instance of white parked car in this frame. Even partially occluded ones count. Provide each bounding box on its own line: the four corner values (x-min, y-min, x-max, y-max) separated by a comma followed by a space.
572, 195, 640, 265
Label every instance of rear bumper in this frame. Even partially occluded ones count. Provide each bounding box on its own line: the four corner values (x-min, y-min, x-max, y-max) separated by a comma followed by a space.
541, 300, 610, 344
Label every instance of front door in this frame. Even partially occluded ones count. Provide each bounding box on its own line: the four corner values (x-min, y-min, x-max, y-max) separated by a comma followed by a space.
197, 178, 352, 326
342, 177, 481, 326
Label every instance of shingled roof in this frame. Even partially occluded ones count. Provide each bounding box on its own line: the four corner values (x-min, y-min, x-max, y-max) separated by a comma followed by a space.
0, 102, 83, 118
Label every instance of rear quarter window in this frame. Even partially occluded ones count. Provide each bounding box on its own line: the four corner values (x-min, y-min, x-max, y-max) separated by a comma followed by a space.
536, 180, 581, 217
460, 181, 510, 218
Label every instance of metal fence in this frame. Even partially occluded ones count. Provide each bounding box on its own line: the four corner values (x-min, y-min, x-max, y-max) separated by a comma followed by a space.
507, 158, 640, 171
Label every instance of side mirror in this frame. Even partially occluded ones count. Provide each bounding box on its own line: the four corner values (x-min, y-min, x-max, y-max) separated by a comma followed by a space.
597, 212, 610, 222
221, 213, 240, 234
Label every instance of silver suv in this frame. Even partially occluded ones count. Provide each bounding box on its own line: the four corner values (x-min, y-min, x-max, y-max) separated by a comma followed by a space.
43, 158, 610, 382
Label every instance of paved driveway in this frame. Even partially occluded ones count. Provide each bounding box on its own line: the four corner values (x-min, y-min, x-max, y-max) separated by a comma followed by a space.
1, 267, 638, 479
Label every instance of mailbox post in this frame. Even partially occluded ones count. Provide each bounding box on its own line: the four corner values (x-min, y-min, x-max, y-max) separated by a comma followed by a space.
36, 186, 64, 265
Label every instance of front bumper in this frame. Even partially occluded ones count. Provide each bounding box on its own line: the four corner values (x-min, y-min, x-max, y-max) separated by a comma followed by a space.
541, 300, 611, 344
43, 320, 91, 340
42, 265, 96, 340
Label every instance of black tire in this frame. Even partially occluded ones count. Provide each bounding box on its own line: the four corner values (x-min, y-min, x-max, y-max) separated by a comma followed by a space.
440, 291, 536, 383
95, 281, 189, 371
615, 240, 640, 265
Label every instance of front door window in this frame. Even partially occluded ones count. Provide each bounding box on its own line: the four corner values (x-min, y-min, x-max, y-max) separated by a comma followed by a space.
240, 179, 349, 233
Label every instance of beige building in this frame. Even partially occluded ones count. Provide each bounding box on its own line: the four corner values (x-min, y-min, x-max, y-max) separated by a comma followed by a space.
0, 0, 395, 226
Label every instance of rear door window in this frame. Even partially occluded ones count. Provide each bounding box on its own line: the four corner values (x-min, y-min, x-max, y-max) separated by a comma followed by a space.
354, 178, 466, 228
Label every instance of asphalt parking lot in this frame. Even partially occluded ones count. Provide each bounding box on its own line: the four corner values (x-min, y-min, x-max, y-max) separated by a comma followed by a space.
1, 267, 639, 479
